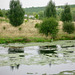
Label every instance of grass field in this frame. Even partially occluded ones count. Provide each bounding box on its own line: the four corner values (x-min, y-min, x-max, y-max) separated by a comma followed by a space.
0, 17, 75, 43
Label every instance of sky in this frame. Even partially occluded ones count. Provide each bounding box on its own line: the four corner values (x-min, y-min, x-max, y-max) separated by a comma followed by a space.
0, 0, 75, 9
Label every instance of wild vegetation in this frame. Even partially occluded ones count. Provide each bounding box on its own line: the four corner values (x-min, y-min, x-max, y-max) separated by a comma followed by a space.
36, 18, 58, 39
0, 0, 75, 43
63, 22, 75, 34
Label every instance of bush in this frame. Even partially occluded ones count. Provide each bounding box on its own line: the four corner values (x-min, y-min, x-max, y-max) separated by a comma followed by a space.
25, 19, 28, 23
38, 17, 58, 39
63, 22, 75, 34
35, 23, 40, 28
19, 27, 22, 31
3, 26, 6, 30
8, 0, 25, 27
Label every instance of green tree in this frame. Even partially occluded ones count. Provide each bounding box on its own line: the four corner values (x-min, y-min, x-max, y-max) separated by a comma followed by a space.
38, 17, 58, 39
44, 0, 56, 18
61, 4, 72, 22
0, 9, 3, 17
8, 0, 25, 27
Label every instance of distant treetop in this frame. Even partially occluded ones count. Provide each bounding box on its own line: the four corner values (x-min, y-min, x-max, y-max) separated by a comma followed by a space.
44, 0, 56, 18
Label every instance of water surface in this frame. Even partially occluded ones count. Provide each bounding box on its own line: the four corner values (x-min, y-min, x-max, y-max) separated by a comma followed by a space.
0, 40, 75, 75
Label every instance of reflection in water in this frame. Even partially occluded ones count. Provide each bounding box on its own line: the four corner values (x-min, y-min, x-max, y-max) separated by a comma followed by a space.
8, 47, 24, 70
8, 47, 24, 54
10, 64, 20, 70
39, 45, 57, 54
0, 42, 75, 75
57, 70, 75, 75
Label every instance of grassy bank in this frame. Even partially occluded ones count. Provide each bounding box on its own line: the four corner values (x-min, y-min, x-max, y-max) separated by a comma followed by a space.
0, 35, 75, 44
0, 18, 75, 44
0, 37, 51, 44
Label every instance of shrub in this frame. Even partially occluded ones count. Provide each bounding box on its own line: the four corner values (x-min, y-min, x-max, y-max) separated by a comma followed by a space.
3, 26, 6, 30
8, 0, 25, 27
63, 22, 75, 34
38, 17, 58, 39
25, 19, 28, 23
35, 14, 39, 19
35, 23, 40, 28
19, 27, 22, 31
61, 4, 72, 22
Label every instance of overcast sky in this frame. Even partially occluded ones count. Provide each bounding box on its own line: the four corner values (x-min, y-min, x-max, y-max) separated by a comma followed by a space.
0, 0, 75, 9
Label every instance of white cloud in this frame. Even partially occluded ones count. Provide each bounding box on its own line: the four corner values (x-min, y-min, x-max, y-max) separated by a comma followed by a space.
0, 0, 75, 9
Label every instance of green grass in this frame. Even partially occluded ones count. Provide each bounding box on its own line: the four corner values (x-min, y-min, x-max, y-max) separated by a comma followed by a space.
0, 35, 75, 44
0, 18, 9, 23
0, 37, 51, 44
29, 37, 51, 42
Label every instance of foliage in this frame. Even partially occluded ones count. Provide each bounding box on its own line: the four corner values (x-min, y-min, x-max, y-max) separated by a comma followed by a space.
0, 37, 31, 44
19, 27, 22, 31
63, 22, 75, 34
23, 4, 75, 15
38, 11, 44, 20
8, 0, 25, 27
35, 23, 40, 28
35, 14, 39, 19
25, 19, 28, 23
25, 7, 45, 15
0, 18, 9, 23
61, 4, 72, 22
56, 8, 63, 20
44, 0, 56, 18
0, 9, 3, 17
72, 10, 75, 21
3, 26, 6, 30
29, 37, 51, 42
38, 17, 58, 39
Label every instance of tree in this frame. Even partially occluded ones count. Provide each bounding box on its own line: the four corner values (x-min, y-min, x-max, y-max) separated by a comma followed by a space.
61, 4, 72, 22
38, 17, 58, 39
8, 0, 25, 27
44, 0, 56, 18
0, 9, 3, 17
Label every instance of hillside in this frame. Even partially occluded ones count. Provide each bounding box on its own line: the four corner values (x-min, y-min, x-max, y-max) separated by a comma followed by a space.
0, 18, 75, 39
24, 7, 45, 15
24, 4, 75, 15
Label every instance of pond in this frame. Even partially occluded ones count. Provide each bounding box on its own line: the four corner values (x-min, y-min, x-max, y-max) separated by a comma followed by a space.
0, 40, 75, 75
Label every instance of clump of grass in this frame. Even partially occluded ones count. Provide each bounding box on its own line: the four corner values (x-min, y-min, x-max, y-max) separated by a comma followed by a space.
29, 37, 51, 42
25, 19, 28, 24
3, 26, 6, 30
59, 35, 75, 40
35, 23, 40, 28
19, 27, 22, 31
0, 37, 31, 44
0, 18, 9, 23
